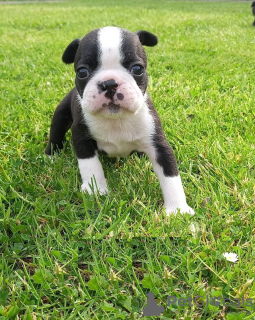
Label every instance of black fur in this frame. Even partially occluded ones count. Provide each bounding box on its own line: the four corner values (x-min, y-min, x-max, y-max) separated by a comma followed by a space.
120, 30, 150, 94
45, 88, 74, 155
147, 96, 179, 176
45, 87, 98, 158
62, 39, 80, 64
136, 30, 158, 47
252, 1, 255, 25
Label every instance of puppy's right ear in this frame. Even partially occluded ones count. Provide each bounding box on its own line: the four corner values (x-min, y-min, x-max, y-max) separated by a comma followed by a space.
62, 39, 80, 64
136, 30, 158, 47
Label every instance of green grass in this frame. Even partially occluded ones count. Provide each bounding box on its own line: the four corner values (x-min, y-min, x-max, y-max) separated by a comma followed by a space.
0, 0, 255, 319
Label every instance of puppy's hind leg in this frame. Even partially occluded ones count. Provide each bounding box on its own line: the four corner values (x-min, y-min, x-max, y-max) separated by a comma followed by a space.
45, 89, 74, 156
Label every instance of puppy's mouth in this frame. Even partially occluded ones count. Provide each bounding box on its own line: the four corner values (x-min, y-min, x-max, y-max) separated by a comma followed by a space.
102, 102, 120, 114
91, 102, 134, 118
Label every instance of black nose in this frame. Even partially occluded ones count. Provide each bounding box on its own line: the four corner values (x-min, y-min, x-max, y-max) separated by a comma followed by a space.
98, 79, 118, 99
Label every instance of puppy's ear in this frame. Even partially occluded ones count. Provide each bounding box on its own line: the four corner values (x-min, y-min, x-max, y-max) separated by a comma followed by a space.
62, 39, 80, 64
136, 30, 158, 47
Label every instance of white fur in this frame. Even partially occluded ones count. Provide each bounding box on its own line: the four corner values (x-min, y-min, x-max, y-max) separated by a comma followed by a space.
83, 97, 154, 157
81, 70, 144, 116
78, 155, 108, 194
99, 27, 123, 70
149, 157, 195, 216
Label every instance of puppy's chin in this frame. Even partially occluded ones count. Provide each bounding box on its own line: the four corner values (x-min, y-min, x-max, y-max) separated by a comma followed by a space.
88, 106, 135, 119
82, 102, 142, 118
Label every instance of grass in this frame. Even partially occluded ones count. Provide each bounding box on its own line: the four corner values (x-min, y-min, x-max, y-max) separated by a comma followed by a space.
0, 0, 255, 319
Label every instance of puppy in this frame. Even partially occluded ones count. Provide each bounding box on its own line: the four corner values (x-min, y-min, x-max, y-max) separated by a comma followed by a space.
45, 27, 194, 216
252, 1, 255, 26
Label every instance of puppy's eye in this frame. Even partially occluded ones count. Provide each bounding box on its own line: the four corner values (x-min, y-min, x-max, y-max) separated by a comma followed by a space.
131, 64, 144, 76
77, 67, 89, 79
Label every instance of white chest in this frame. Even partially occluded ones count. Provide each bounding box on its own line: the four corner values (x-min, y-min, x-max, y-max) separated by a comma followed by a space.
84, 106, 155, 157
97, 139, 140, 157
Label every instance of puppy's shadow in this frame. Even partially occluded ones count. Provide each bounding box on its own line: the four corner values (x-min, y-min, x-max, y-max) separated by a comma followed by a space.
100, 151, 145, 163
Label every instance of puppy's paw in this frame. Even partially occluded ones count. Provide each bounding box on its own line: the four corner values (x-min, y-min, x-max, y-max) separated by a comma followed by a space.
81, 181, 108, 195
165, 204, 195, 216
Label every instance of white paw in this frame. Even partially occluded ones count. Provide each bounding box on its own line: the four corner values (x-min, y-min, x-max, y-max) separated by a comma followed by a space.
44, 153, 52, 159
165, 204, 195, 216
81, 180, 108, 195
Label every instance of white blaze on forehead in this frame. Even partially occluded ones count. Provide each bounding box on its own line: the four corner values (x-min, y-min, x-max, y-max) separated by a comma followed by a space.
98, 27, 122, 69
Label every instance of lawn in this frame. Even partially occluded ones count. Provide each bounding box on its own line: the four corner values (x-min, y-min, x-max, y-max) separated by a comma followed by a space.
0, 0, 255, 319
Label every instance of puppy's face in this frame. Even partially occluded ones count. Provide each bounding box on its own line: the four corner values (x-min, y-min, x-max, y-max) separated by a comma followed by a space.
62, 27, 157, 118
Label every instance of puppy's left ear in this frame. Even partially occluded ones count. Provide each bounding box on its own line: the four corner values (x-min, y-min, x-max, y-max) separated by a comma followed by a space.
136, 30, 158, 47
62, 39, 80, 64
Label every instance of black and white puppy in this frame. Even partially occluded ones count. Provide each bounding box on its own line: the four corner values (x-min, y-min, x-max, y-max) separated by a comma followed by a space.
45, 26, 194, 216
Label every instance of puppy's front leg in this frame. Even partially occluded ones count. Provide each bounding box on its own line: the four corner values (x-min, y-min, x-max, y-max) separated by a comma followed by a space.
72, 123, 108, 195
146, 142, 194, 216
78, 155, 108, 195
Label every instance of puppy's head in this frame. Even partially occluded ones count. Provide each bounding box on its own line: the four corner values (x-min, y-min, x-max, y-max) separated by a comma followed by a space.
62, 27, 157, 118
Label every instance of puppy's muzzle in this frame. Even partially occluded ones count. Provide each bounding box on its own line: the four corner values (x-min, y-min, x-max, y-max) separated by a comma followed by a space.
98, 79, 118, 100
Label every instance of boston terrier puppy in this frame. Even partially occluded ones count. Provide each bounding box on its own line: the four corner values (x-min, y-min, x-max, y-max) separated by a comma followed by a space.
45, 26, 194, 216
